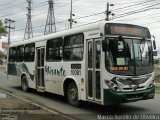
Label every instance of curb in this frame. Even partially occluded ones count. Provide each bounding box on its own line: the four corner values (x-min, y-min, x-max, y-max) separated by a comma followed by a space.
0, 88, 80, 120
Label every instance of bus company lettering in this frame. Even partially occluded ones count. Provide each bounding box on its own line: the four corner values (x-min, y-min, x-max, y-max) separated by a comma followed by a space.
45, 65, 65, 76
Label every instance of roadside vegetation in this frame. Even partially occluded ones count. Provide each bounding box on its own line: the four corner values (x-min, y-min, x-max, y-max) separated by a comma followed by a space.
154, 63, 160, 93
0, 65, 6, 73
154, 67, 160, 83
155, 86, 160, 94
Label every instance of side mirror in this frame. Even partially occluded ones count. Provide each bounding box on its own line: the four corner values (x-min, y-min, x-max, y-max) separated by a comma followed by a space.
118, 36, 123, 41
102, 39, 108, 51
151, 35, 156, 50
153, 40, 156, 50
141, 38, 145, 44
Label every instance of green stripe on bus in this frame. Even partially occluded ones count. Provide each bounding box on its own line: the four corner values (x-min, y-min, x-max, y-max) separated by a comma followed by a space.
8, 63, 17, 76
21, 63, 34, 81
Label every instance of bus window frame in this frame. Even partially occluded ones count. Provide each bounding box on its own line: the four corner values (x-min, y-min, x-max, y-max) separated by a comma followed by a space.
63, 33, 84, 61
46, 37, 63, 62
9, 47, 17, 62
16, 45, 24, 62
24, 43, 35, 62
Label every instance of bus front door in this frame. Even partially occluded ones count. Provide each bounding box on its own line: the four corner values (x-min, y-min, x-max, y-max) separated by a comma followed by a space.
87, 39, 101, 102
36, 47, 45, 92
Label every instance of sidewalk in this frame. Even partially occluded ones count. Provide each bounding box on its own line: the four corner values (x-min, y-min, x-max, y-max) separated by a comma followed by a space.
0, 90, 70, 120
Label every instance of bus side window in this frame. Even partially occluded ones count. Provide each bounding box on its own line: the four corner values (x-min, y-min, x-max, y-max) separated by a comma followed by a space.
64, 34, 84, 61
24, 43, 35, 62
9, 48, 13, 62
46, 38, 62, 61
30, 45, 35, 61
17, 45, 24, 62
9, 47, 16, 62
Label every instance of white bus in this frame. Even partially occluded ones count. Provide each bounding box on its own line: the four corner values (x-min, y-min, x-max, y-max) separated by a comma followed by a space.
7, 21, 156, 106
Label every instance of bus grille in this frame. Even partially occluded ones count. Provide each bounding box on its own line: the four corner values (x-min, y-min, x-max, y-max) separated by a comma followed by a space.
117, 77, 148, 85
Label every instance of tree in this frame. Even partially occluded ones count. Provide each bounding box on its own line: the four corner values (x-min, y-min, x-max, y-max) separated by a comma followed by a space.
0, 50, 5, 64
0, 20, 7, 38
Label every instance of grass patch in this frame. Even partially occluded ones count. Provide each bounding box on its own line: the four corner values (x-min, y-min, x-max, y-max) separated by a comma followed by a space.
0, 65, 6, 73
155, 78, 160, 83
155, 86, 160, 94
154, 67, 160, 77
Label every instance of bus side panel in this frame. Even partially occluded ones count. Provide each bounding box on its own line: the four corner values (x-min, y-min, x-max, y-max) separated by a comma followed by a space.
44, 61, 87, 101
8, 62, 36, 89
78, 60, 87, 101
23, 62, 36, 89
7, 63, 21, 86
44, 62, 64, 95
62, 61, 86, 101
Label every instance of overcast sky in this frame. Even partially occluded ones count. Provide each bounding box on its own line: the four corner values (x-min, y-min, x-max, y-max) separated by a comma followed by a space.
0, 0, 160, 50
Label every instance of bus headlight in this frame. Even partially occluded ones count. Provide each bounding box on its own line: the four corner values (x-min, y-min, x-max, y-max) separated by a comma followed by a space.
105, 80, 120, 92
149, 80, 154, 88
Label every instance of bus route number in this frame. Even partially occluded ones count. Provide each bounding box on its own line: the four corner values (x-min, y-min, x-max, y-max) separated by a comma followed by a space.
71, 69, 81, 76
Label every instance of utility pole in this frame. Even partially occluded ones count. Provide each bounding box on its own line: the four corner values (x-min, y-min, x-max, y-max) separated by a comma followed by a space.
44, 0, 56, 35
24, 0, 33, 40
70, 0, 73, 29
68, 0, 76, 29
105, 2, 114, 21
5, 19, 15, 44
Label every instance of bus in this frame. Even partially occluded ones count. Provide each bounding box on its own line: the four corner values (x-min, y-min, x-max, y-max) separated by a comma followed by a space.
7, 21, 156, 106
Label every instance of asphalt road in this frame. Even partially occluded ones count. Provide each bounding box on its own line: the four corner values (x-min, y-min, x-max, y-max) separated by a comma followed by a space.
0, 73, 160, 120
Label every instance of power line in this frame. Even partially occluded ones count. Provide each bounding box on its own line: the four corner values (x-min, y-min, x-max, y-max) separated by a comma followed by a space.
0, 10, 26, 18
33, 2, 48, 9
112, 0, 158, 12
117, 13, 160, 22
14, 5, 160, 32
15, 20, 68, 32
0, 1, 25, 11
73, 1, 160, 21
113, 2, 160, 20
75, 12, 104, 20
114, 0, 155, 5
10, 1, 74, 22
0, 0, 23, 7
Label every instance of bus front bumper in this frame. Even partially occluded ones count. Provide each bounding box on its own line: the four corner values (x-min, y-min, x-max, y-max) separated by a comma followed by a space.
103, 86, 155, 105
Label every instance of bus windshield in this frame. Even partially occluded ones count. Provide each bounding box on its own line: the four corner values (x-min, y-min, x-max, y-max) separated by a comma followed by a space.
105, 37, 153, 76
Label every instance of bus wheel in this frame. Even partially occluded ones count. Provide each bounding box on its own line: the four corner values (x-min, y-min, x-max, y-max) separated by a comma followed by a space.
21, 75, 29, 92
67, 82, 80, 107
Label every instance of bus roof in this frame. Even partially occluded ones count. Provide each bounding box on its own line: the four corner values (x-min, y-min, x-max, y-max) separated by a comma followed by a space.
9, 21, 149, 47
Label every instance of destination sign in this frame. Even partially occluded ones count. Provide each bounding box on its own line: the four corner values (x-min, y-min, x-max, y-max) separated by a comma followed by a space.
105, 23, 151, 39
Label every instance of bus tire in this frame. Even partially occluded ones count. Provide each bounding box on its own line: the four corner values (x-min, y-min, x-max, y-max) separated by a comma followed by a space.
67, 82, 80, 107
21, 75, 29, 92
